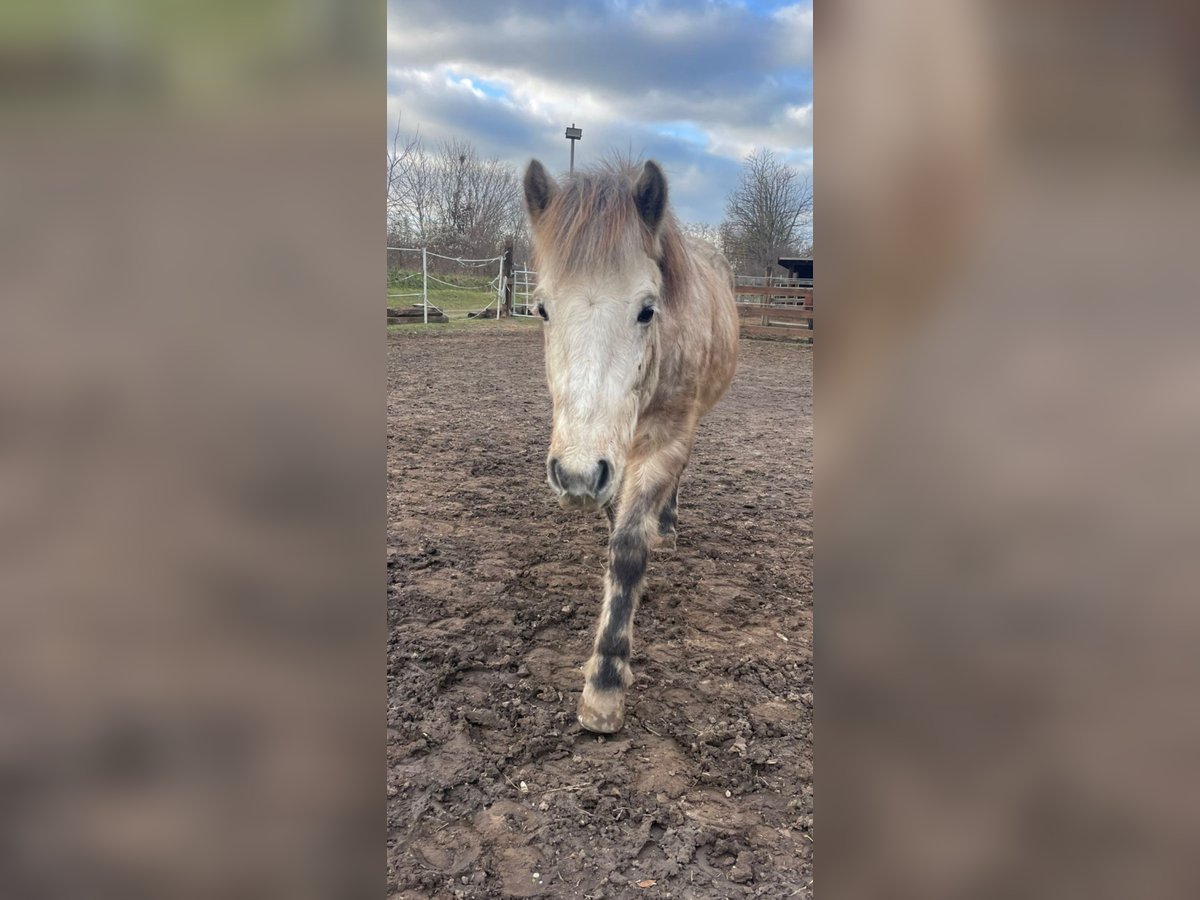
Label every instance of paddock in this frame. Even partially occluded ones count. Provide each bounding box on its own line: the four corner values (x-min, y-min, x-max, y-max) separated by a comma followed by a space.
387, 325, 812, 898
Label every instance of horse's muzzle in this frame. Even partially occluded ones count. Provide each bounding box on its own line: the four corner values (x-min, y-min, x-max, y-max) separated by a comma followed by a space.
548, 456, 613, 509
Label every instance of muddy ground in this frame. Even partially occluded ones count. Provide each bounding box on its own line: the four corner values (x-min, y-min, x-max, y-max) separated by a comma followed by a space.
388, 325, 812, 899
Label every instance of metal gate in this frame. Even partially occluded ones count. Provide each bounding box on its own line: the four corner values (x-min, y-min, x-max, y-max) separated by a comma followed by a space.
510, 265, 538, 317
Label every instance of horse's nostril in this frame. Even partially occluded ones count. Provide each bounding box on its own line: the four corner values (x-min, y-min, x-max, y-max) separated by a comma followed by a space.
548, 457, 563, 492
595, 459, 610, 494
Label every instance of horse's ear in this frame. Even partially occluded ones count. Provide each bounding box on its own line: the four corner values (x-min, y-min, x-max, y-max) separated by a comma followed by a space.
524, 159, 557, 223
634, 160, 668, 233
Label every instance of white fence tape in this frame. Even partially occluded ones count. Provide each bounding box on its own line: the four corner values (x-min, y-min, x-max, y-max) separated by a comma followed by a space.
388, 246, 508, 321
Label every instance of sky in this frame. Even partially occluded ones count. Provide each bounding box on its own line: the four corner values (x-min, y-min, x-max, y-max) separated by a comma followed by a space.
387, 0, 813, 225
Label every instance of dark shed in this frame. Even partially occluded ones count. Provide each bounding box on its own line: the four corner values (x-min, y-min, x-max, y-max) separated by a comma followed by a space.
777, 258, 813, 282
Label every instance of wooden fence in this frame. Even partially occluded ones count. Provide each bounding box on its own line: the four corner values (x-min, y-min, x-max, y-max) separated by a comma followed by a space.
735, 278, 814, 342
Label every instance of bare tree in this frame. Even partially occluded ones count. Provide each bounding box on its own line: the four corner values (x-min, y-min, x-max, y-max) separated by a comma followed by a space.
722, 148, 812, 274
386, 114, 420, 240
387, 112, 527, 265
680, 221, 725, 254
430, 139, 521, 253
397, 137, 439, 246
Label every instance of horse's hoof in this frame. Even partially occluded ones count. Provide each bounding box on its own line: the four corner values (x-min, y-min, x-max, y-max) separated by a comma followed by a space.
652, 530, 677, 553
577, 685, 626, 734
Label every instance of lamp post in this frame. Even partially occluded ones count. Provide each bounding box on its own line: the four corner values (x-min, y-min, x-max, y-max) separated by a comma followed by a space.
565, 123, 582, 173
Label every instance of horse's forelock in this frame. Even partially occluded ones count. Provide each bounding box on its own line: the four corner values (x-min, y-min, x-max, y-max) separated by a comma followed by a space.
532, 163, 688, 307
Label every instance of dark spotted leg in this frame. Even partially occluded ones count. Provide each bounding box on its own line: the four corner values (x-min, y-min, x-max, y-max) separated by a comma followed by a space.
655, 482, 679, 551
577, 477, 673, 733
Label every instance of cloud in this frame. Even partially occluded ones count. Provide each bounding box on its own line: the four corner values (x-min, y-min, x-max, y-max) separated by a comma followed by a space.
387, 0, 812, 223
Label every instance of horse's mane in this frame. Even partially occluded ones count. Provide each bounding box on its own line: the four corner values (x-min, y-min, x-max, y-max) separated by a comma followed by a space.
533, 160, 690, 308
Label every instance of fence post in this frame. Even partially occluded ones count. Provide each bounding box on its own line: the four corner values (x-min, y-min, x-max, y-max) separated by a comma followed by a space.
495, 254, 505, 316
761, 266, 770, 325
502, 241, 514, 318
422, 247, 428, 324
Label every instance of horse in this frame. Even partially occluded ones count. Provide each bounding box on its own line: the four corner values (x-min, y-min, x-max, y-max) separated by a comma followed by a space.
523, 158, 739, 733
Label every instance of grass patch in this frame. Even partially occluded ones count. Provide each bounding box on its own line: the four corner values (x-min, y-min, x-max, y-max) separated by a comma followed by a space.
387, 316, 541, 336
388, 268, 502, 319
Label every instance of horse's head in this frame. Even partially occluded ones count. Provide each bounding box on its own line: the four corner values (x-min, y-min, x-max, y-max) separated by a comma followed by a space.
523, 159, 673, 511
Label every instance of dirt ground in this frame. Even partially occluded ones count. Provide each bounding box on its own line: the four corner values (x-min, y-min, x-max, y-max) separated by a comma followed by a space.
388, 325, 812, 899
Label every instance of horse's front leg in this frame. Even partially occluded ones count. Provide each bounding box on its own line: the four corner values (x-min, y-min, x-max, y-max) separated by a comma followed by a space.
577, 473, 674, 733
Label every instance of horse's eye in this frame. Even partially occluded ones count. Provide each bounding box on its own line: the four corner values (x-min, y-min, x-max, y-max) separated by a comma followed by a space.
537, 303, 549, 322
637, 306, 655, 324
